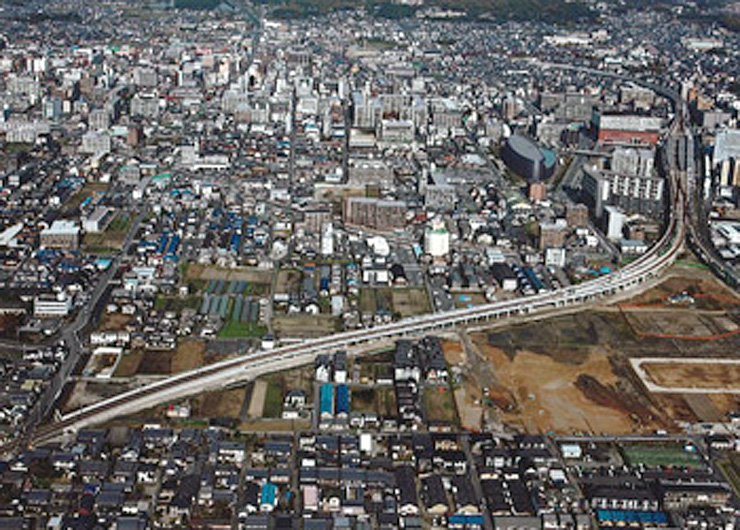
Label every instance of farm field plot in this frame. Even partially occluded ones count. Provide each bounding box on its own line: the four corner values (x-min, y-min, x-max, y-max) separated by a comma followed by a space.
187, 263, 273, 285
642, 361, 740, 391
273, 314, 339, 338
351, 388, 376, 414
136, 351, 173, 375
623, 310, 738, 338
113, 351, 144, 378
622, 444, 703, 468
170, 340, 206, 373
391, 288, 431, 317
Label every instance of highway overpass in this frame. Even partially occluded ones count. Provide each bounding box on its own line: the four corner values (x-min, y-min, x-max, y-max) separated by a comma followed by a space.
20, 68, 693, 449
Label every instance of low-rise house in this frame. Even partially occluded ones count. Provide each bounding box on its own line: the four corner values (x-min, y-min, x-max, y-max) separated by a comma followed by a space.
395, 466, 419, 516
422, 474, 448, 515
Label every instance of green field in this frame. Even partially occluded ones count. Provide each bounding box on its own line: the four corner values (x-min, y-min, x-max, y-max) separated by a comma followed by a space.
423, 385, 457, 424
107, 213, 131, 233
622, 444, 702, 468
154, 295, 201, 312
218, 320, 267, 338
263, 381, 284, 418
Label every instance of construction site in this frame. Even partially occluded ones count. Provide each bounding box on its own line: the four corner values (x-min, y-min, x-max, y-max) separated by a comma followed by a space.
450, 266, 740, 435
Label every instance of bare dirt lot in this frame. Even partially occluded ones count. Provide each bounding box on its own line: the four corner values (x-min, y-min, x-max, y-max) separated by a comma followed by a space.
623, 310, 738, 338
441, 340, 464, 365
62, 381, 131, 413
275, 269, 301, 294
193, 387, 247, 418
643, 362, 740, 390
462, 268, 740, 433
474, 338, 638, 434
238, 418, 312, 432
98, 313, 133, 332
391, 288, 431, 317
625, 270, 740, 311
273, 314, 338, 338
137, 351, 173, 375
247, 380, 267, 418
113, 351, 143, 378
424, 386, 457, 424
187, 263, 273, 284
127, 341, 205, 376
170, 340, 206, 373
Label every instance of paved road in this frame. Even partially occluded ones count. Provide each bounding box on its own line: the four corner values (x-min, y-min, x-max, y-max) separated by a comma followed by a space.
21, 207, 147, 441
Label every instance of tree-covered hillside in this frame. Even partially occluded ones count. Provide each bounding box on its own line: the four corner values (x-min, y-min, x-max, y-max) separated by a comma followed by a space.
257, 0, 597, 22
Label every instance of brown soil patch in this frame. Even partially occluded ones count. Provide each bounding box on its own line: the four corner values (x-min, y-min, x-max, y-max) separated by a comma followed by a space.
275, 269, 301, 293
708, 394, 740, 418
683, 394, 723, 422
391, 289, 431, 317
623, 310, 737, 338
625, 273, 740, 311
137, 351, 172, 375
454, 379, 483, 431
188, 263, 273, 284
441, 340, 464, 365
424, 386, 457, 424
247, 380, 267, 418
272, 315, 338, 338
98, 313, 133, 332
655, 394, 699, 424
113, 351, 143, 378
171, 340, 206, 373
194, 387, 246, 418
238, 419, 312, 432
480, 345, 636, 434
643, 362, 740, 390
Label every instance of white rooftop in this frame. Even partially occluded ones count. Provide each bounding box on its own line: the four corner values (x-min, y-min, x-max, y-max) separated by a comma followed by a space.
42, 219, 80, 235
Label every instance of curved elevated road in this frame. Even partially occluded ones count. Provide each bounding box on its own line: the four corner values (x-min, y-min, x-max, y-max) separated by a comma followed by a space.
22, 70, 692, 448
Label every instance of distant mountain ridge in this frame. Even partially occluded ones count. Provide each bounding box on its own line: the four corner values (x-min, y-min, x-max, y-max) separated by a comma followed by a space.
261, 0, 597, 22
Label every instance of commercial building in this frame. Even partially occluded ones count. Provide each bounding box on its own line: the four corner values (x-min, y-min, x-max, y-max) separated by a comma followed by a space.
82, 207, 114, 233
539, 220, 568, 250
34, 293, 72, 318
566, 203, 589, 228
379, 119, 414, 143
424, 218, 450, 258
611, 147, 655, 178
582, 166, 664, 218
40, 220, 80, 249
592, 111, 662, 146
713, 129, 740, 166
423, 171, 457, 210
501, 134, 557, 182
714, 130, 740, 187
603, 206, 626, 241
80, 131, 111, 154
529, 182, 547, 203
